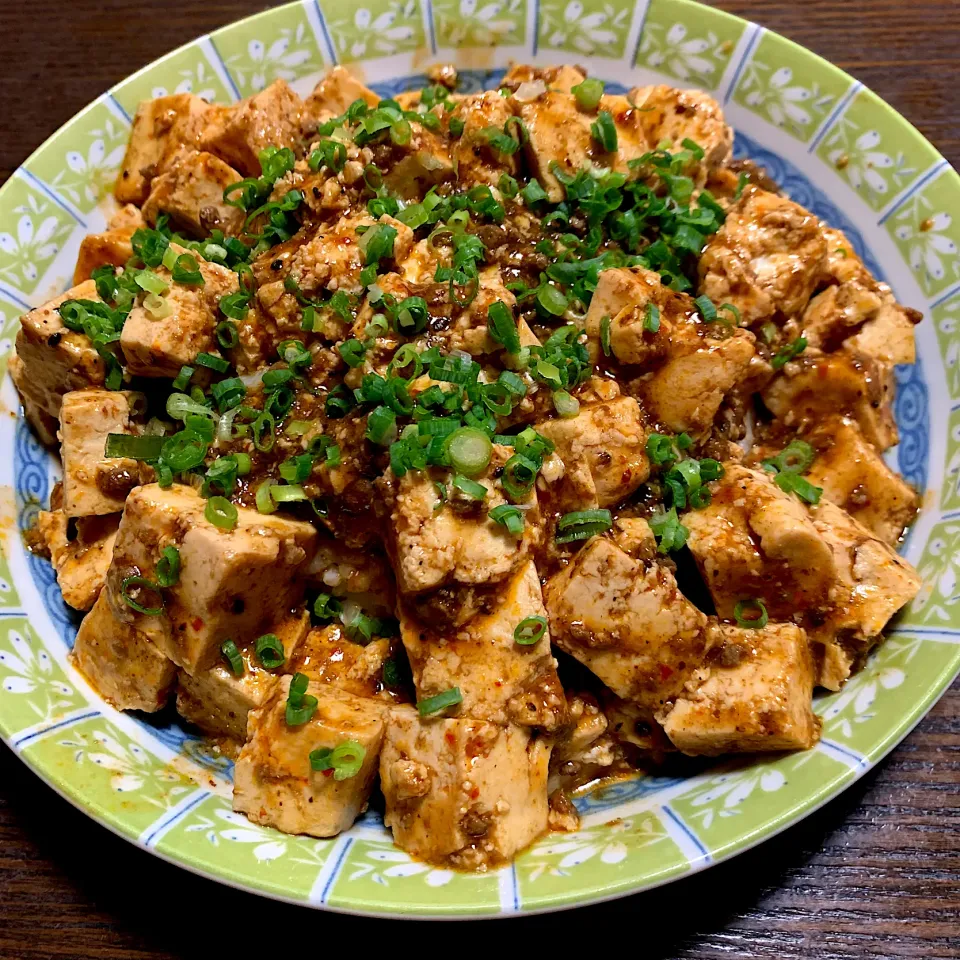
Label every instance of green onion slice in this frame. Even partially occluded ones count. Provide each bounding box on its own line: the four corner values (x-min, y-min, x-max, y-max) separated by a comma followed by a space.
120, 576, 164, 616
255, 633, 285, 669
514, 615, 548, 646
417, 686, 463, 717
556, 508, 613, 543
205, 496, 238, 530
734, 598, 769, 630
156, 546, 181, 587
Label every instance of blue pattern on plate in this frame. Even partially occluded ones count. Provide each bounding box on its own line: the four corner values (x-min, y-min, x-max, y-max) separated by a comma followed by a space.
12, 76, 928, 781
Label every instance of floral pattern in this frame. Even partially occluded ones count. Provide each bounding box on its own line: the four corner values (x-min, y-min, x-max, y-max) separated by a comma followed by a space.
0, 623, 86, 732
325, 0, 424, 62
48, 122, 127, 214
347, 844, 462, 886
933, 295, 960, 401
908, 520, 960, 628
60, 725, 195, 807
434, 0, 525, 48
217, 18, 321, 96
821, 122, 910, 205
738, 62, 834, 137
638, 22, 731, 86
943, 403, 960, 512
185, 806, 328, 864
538, 0, 631, 58
888, 183, 960, 296
0, 179, 75, 295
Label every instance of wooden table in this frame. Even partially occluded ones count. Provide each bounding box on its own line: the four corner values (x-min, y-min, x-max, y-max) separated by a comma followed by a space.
1, 1, 957, 955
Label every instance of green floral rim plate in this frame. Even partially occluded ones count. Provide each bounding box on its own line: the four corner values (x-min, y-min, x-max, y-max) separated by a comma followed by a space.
0, 0, 958, 918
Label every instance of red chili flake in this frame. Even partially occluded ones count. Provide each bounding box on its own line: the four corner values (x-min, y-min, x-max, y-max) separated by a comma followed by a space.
322, 768, 334, 778
658, 663, 674, 681
191, 617, 204, 631
444, 731, 456, 747
470, 787, 480, 800
817, 362, 829, 379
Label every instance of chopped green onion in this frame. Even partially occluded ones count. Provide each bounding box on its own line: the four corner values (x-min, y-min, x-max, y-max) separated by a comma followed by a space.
773, 471, 823, 504
553, 391, 580, 418
449, 117, 465, 137
644, 303, 661, 333
590, 110, 618, 152
310, 740, 366, 780
271, 484, 308, 503
135, 269, 168, 295
572, 77, 604, 110
487, 300, 521, 354
734, 598, 769, 630
453, 475, 487, 500
718, 303, 741, 325
761, 440, 815, 475
120, 576, 164, 616
215, 320, 239, 350
255, 633, 285, 669
556, 508, 612, 543
501, 453, 539, 502
156, 546, 181, 587
771, 337, 808, 370
417, 687, 462, 717
600, 315, 612, 357
220, 639, 244, 676
285, 672, 318, 726
338, 338, 367, 368
160, 431, 208, 472
366, 405, 397, 446
205, 496, 238, 530
252, 411, 276, 452
649, 507, 689, 553
536, 282, 568, 317
172, 366, 194, 392
195, 352, 230, 373
489, 503, 524, 535
103, 433, 164, 460
255, 480, 277, 514
445, 427, 492, 477
514, 615, 547, 646
172, 254, 204, 285
694, 295, 717, 322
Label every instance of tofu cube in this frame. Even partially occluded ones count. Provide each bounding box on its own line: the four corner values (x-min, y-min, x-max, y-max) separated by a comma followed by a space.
502, 63, 586, 93
803, 416, 919, 545
13, 282, 107, 424
661, 621, 820, 755
698, 186, 827, 326
115, 93, 212, 204
382, 128, 453, 201
452, 92, 520, 187
519, 92, 651, 202
381, 706, 551, 869
303, 66, 379, 129
634, 322, 756, 438
537, 395, 650, 509
71, 590, 176, 712
808, 499, 921, 689
628, 85, 732, 177
142, 151, 246, 238
119, 248, 239, 378
761, 349, 898, 451
387, 445, 539, 596
106, 484, 317, 673
176, 612, 309, 740
684, 464, 838, 621
583, 266, 683, 367
304, 538, 396, 612
234, 679, 386, 837
37, 510, 119, 611
400, 560, 566, 731
73, 205, 145, 284
200, 79, 303, 177
289, 625, 394, 699
59, 389, 146, 517
544, 532, 711, 710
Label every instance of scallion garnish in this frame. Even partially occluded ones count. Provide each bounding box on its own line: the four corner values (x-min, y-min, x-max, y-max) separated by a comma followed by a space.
514, 615, 547, 645
255, 633, 285, 669
120, 575, 164, 616
417, 686, 462, 717
556, 508, 612, 543
285, 672, 318, 726
205, 496, 238, 531
445, 427, 492, 477
103, 433, 164, 460
156, 546, 181, 587
734, 598, 769, 630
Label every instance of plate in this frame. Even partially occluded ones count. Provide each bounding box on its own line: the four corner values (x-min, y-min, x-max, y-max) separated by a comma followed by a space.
0, 0, 957, 919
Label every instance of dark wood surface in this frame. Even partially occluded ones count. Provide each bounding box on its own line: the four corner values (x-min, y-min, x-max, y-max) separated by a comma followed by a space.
1, 1, 958, 955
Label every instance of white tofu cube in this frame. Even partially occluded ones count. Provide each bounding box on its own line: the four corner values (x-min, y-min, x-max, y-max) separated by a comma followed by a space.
400, 560, 566, 731
115, 93, 212, 204
106, 484, 316, 673
71, 591, 176, 712
544, 531, 710, 710
176, 612, 309, 740
142, 150, 246, 238
73, 205, 144, 284
234, 678, 386, 837
200, 79, 303, 177
537, 395, 650, 509
37, 509, 119, 612
12, 282, 107, 424
380, 705, 551, 869
119, 248, 239, 378
59, 389, 146, 517
661, 621, 820, 755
